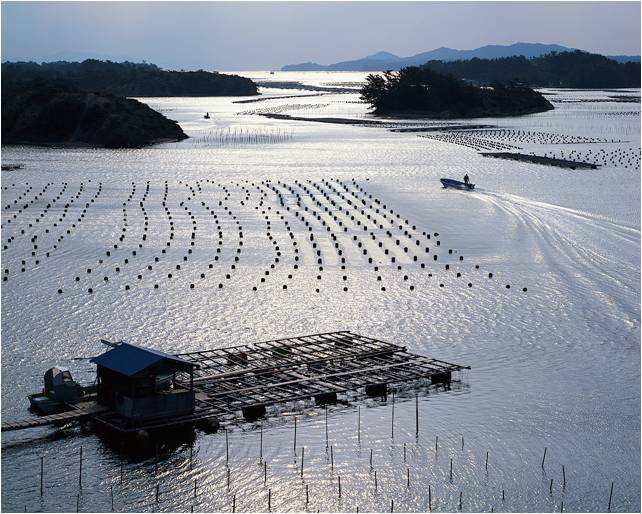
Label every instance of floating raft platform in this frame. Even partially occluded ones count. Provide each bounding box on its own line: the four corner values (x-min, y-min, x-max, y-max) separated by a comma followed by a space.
95, 331, 469, 432
6, 331, 469, 434
481, 152, 598, 169
390, 124, 494, 132
183, 331, 467, 420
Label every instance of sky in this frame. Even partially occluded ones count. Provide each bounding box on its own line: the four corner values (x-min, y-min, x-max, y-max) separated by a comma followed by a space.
1, 1, 640, 70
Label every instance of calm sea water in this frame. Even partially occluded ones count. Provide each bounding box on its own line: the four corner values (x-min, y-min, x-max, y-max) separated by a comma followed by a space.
1, 72, 640, 512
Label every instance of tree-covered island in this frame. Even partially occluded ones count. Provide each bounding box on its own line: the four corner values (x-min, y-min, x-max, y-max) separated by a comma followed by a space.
361, 67, 554, 118
2, 79, 188, 148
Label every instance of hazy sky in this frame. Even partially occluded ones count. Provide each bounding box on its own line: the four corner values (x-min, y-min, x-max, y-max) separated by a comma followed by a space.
2, 1, 640, 70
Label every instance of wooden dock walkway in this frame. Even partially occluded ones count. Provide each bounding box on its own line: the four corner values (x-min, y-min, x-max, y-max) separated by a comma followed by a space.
1, 403, 109, 432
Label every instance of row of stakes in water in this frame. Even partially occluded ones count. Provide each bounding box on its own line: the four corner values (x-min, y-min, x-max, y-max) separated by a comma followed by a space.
191, 127, 294, 146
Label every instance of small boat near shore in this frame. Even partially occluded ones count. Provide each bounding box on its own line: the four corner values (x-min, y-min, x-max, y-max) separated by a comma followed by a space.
1, 163, 25, 171
440, 178, 475, 190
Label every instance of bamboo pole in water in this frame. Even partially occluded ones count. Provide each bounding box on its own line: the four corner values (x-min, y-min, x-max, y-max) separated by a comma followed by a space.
78, 446, 83, 489
301, 447, 305, 478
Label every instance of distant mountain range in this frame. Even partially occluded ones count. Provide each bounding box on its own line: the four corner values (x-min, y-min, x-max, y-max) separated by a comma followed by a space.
282, 43, 640, 71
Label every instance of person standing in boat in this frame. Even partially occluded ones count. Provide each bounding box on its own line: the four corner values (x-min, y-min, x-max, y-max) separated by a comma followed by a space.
464, 173, 470, 186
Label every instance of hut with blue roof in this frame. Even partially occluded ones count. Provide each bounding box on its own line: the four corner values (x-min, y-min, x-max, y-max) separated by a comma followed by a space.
90, 342, 197, 426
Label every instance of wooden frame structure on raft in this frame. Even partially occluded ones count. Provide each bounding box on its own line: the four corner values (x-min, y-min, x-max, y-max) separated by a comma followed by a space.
91, 331, 469, 433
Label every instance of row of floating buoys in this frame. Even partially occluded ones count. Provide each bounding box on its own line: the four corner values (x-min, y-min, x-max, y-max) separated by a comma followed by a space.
4, 181, 103, 280
457, 128, 615, 145
42, 178, 529, 294
546, 146, 640, 170
420, 132, 520, 152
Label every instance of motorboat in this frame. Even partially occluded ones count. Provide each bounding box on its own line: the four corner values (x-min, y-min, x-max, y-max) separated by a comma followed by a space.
440, 178, 475, 190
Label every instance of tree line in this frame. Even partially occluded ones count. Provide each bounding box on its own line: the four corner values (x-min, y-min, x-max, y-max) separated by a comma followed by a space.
419, 51, 640, 88
361, 67, 553, 117
1, 59, 258, 97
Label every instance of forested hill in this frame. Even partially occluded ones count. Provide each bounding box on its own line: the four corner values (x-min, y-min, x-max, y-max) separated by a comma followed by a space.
420, 51, 640, 88
1, 60, 258, 96
361, 68, 554, 118
2, 78, 188, 148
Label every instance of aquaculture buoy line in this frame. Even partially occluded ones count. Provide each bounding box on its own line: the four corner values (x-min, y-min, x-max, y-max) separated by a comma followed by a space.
3, 181, 104, 282
2, 182, 66, 248
419, 133, 520, 152
417, 127, 638, 170
2, 179, 527, 295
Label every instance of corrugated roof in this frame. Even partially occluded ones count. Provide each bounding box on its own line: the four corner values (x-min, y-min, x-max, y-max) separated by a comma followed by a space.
91, 342, 196, 377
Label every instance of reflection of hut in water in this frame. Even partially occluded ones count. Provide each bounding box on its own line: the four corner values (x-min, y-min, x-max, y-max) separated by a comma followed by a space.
91, 343, 197, 426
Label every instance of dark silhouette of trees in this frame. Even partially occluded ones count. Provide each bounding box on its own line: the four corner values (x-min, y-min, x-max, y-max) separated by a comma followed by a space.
419, 51, 640, 88
1, 59, 258, 96
361, 67, 553, 117
2, 78, 187, 147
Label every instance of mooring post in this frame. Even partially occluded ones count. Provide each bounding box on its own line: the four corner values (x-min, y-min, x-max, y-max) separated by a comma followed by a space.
226, 429, 229, 466
233, 494, 236, 513
561, 500, 564, 513
435, 435, 438, 453
391, 390, 395, 439
268, 488, 271, 512
227, 467, 230, 491
338, 475, 342, 497
190, 506, 194, 513
428, 485, 432, 511
407, 467, 410, 488
450, 457, 453, 481
110, 485, 114, 511
391, 498, 394, 512
260, 422, 263, 462
461, 436, 464, 450
370, 448, 373, 469
194, 478, 197, 497
76, 494, 79, 513
374, 470, 378, 491
562, 465, 566, 489
301, 447, 305, 478
330, 445, 334, 473
608, 481, 614, 511
40, 456, 44, 496
415, 394, 419, 437
325, 407, 329, 448
294, 416, 297, 453
541, 447, 547, 468
79, 446, 83, 489
264, 460, 267, 485
403, 443, 406, 462
502, 489, 505, 501
459, 491, 462, 510
549, 478, 554, 493
306, 483, 309, 504
486, 451, 489, 471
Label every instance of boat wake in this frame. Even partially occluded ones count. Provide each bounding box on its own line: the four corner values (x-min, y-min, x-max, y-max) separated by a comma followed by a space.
474, 190, 640, 329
